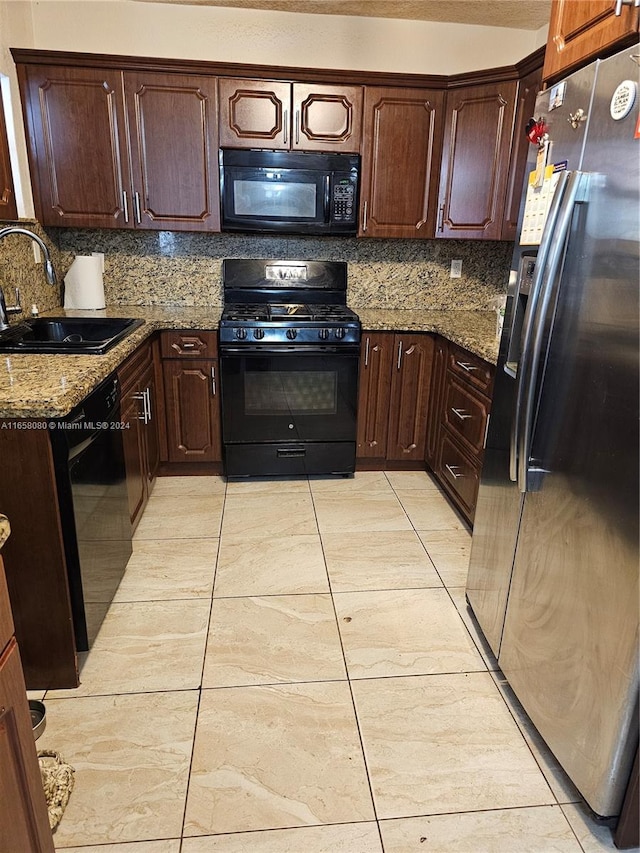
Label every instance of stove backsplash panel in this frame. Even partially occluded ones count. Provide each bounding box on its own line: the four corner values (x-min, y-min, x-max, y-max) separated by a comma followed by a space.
44, 230, 512, 310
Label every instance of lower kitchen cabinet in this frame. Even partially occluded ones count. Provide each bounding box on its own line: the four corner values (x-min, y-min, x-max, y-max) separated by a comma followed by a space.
118, 337, 160, 528
357, 331, 434, 466
0, 554, 55, 851
427, 337, 495, 525
160, 330, 222, 465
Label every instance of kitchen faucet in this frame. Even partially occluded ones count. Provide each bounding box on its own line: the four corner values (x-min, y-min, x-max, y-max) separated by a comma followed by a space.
0, 226, 58, 331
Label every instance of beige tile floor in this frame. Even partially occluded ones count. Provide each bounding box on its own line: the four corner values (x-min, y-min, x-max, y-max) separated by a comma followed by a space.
35, 471, 633, 852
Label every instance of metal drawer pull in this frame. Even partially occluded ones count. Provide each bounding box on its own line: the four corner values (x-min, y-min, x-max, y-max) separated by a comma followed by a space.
132, 390, 149, 423
283, 109, 288, 144
615, 0, 640, 15
445, 463, 464, 479
397, 340, 403, 370
122, 190, 129, 224
180, 342, 196, 349
456, 361, 478, 373
134, 191, 142, 224
295, 109, 300, 144
364, 336, 370, 367
362, 200, 368, 232
451, 407, 472, 420
211, 365, 216, 396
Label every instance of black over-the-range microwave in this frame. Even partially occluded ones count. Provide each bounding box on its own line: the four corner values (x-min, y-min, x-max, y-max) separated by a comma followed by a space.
219, 149, 360, 236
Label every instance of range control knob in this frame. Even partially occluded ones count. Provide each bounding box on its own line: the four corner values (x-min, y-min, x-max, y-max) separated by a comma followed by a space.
236, 327, 247, 340
318, 328, 330, 340
286, 328, 298, 340
334, 327, 346, 340
253, 328, 265, 340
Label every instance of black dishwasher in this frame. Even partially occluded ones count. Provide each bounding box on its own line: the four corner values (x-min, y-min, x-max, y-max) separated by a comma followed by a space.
49, 373, 132, 651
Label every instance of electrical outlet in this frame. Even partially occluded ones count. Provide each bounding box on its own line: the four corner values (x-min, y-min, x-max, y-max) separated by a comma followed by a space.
450, 259, 462, 278
32, 242, 41, 264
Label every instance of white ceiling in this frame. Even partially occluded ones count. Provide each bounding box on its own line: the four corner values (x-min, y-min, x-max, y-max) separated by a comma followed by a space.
136, 0, 552, 31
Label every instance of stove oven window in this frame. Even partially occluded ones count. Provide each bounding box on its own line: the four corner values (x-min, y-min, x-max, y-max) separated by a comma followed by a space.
245, 371, 337, 416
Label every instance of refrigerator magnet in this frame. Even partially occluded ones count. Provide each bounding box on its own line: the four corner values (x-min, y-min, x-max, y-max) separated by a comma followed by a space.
610, 80, 637, 120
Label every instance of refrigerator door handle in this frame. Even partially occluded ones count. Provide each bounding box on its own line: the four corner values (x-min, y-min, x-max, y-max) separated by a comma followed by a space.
516, 170, 590, 493
509, 169, 572, 484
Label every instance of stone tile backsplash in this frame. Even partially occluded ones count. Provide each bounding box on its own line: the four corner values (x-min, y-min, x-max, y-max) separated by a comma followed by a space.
1, 224, 513, 314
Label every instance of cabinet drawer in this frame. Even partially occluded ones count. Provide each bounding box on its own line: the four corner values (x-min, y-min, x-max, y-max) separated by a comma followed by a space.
443, 377, 490, 458
118, 338, 153, 395
438, 432, 480, 522
161, 330, 217, 358
447, 343, 494, 396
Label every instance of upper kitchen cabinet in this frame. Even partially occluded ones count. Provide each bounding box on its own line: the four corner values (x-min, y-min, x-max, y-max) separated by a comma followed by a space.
17, 64, 220, 230
124, 72, 220, 231
436, 80, 518, 240
0, 87, 18, 222
501, 65, 543, 241
359, 86, 445, 238
218, 78, 363, 152
543, 0, 640, 84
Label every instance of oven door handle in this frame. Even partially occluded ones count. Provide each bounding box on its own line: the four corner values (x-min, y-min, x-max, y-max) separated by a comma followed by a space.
220, 345, 360, 355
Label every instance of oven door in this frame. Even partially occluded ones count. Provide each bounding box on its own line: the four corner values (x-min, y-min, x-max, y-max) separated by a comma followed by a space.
220, 346, 359, 475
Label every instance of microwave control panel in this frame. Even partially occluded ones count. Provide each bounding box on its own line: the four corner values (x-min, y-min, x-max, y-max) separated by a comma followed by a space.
332, 177, 357, 223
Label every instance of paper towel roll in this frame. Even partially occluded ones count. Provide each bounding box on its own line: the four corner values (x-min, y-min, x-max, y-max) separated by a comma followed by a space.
63, 255, 105, 310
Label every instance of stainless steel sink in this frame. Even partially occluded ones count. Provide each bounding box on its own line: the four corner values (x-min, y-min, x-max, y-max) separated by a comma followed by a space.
0, 317, 144, 354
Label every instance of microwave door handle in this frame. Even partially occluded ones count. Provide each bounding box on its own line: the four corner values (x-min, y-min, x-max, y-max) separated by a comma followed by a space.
324, 175, 331, 223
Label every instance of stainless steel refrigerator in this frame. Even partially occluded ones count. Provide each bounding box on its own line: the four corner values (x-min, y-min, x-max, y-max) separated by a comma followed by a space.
466, 44, 639, 818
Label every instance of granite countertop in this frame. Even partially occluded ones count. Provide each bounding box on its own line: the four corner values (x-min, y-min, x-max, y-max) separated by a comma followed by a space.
0, 305, 499, 419
0, 306, 222, 419
0, 515, 10, 550
358, 309, 499, 364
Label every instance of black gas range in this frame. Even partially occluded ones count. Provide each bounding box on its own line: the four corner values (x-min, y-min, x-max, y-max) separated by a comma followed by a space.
218, 259, 361, 477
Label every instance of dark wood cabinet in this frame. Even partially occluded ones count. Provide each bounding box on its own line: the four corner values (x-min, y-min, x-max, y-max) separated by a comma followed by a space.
387, 334, 434, 461
436, 80, 518, 240
18, 65, 220, 231
0, 87, 18, 222
19, 65, 131, 229
425, 336, 447, 469
0, 428, 78, 689
0, 556, 55, 852
219, 78, 363, 152
502, 65, 543, 241
124, 72, 220, 231
543, 0, 639, 84
357, 331, 433, 465
160, 331, 222, 464
359, 86, 445, 238
427, 338, 495, 525
118, 338, 160, 529
357, 331, 393, 459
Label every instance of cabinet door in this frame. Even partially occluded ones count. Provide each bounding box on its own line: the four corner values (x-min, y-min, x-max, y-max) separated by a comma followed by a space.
360, 87, 444, 238
436, 81, 517, 240
543, 0, 639, 83
388, 334, 434, 462
141, 361, 160, 485
425, 336, 447, 468
356, 332, 393, 459
0, 86, 17, 222
120, 389, 146, 527
218, 78, 290, 149
125, 72, 220, 231
0, 640, 55, 852
21, 65, 131, 228
291, 83, 362, 152
502, 65, 543, 241
163, 359, 222, 462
